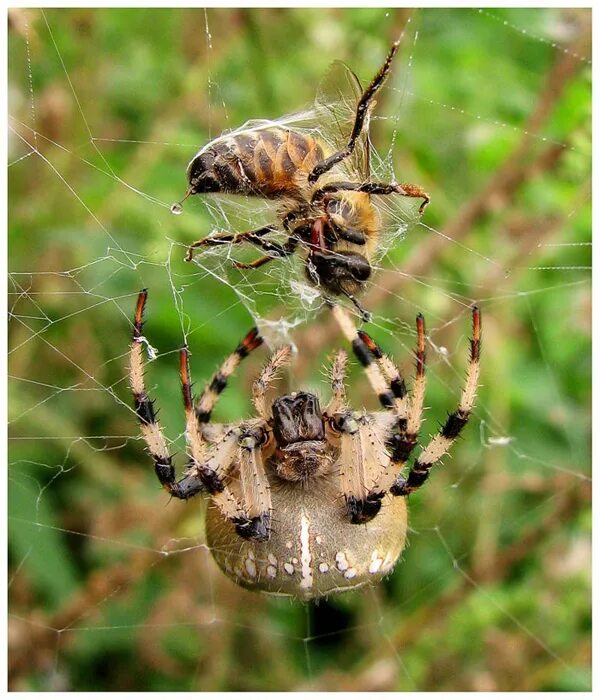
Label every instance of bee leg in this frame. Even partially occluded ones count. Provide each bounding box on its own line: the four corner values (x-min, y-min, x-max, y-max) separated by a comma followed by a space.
232, 235, 299, 270
341, 289, 371, 323
309, 273, 371, 322
329, 223, 367, 245
313, 181, 430, 215
232, 255, 276, 270
185, 226, 277, 261
308, 42, 400, 184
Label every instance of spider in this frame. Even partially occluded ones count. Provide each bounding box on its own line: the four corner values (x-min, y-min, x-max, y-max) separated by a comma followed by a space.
129, 291, 481, 599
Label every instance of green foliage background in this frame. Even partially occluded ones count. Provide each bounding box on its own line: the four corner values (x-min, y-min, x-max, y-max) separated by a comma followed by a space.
8, 7, 591, 691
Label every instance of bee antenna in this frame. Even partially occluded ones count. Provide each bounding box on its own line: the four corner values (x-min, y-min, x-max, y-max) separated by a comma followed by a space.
170, 188, 193, 215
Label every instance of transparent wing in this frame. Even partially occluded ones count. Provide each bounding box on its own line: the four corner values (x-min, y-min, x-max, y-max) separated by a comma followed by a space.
199, 59, 371, 181
314, 59, 371, 180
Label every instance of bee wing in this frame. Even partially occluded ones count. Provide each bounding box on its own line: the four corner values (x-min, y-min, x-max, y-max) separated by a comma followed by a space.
314, 60, 371, 180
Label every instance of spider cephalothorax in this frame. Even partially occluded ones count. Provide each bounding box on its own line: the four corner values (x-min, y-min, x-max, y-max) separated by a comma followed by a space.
271, 393, 332, 482
129, 290, 480, 599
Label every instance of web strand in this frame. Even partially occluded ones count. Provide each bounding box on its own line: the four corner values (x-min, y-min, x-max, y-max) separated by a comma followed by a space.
8, 7, 590, 692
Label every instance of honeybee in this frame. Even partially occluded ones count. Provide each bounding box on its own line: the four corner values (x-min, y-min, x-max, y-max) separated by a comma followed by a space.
179, 42, 429, 318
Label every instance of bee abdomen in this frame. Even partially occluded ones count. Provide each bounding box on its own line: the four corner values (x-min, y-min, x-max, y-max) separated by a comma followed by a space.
187, 128, 326, 198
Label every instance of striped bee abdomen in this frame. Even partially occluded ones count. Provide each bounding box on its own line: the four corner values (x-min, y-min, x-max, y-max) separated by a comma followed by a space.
187, 127, 327, 199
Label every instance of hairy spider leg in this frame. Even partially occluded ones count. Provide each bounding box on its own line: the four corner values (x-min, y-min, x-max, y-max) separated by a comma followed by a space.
330, 304, 415, 523
252, 345, 293, 419
308, 41, 399, 184
129, 290, 205, 499
236, 431, 273, 541
357, 328, 409, 418
181, 345, 273, 541
359, 313, 426, 469
194, 327, 264, 424
333, 409, 398, 525
324, 350, 349, 415
179, 347, 251, 521
407, 314, 427, 445
330, 304, 397, 410
392, 307, 481, 495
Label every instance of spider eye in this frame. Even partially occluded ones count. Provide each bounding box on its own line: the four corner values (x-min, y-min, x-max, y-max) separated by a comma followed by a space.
334, 414, 359, 434
328, 414, 344, 434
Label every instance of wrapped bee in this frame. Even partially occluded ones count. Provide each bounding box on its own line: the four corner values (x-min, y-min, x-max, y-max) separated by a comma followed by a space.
179, 42, 429, 318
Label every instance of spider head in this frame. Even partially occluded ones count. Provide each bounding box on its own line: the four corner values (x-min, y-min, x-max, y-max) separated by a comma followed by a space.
271, 392, 330, 481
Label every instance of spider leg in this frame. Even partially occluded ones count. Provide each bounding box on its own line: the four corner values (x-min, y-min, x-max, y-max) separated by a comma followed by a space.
357, 328, 409, 419
252, 345, 293, 419
235, 428, 273, 541
181, 345, 272, 541
129, 290, 204, 499
330, 304, 397, 410
332, 411, 395, 524
324, 350, 348, 414
312, 181, 430, 215
329, 304, 418, 523
321, 344, 380, 522
329, 312, 426, 523
392, 307, 481, 495
194, 327, 264, 424
183, 324, 264, 515
360, 314, 425, 469
308, 41, 399, 184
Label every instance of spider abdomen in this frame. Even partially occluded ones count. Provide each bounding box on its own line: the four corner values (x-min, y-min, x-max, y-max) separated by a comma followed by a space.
206, 477, 407, 600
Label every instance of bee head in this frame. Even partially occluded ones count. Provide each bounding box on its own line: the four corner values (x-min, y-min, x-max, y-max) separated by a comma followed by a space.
186, 150, 222, 194
308, 250, 372, 294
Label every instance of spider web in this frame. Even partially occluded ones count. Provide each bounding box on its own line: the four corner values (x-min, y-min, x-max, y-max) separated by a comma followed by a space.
8, 7, 591, 692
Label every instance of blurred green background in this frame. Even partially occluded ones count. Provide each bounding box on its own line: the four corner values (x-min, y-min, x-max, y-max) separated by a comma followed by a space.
8, 7, 591, 691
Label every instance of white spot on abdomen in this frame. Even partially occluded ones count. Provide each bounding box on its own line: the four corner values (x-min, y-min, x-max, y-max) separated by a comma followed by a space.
335, 551, 349, 571
300, 514, 313, 589
369, 550, 383, 574
244, 556, 257, 579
